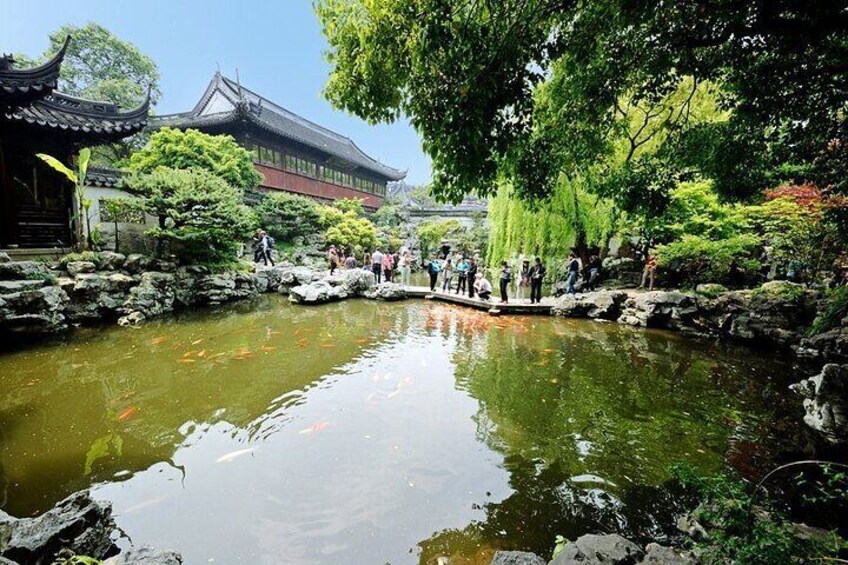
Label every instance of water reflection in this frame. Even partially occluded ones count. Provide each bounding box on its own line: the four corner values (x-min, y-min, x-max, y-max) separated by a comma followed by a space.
0, 297, 800, 563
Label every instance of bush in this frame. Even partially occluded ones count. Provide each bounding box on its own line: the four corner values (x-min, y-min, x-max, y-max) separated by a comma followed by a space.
656, 234, 761, 287
324, 213, 378, 251
669, 464, 846, 565
127, 128, 262, 190
255, 192, 321, 242
126, 168, 257, 265
808, 286, 848, 336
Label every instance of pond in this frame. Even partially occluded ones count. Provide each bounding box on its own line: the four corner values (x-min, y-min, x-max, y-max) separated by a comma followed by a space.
0, 296, 801, 564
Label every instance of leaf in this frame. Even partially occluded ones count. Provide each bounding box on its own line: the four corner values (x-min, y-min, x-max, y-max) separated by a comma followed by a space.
36, 153, 77, 184
77, 147, 91, 186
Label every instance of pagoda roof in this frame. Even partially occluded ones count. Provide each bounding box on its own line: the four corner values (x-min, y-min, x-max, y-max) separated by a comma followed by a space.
3, 90, 150, 143
151, 72, 406, 182
0, 36, 69, 107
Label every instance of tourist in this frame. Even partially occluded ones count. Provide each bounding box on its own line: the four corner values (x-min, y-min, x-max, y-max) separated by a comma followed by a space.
467, 258, 478, 298
399, 250, 412, 287
328, 245, 339, 275
787, 257, 804, 283
586, 255, 602, 291
638, 253, 657, 290
426, 253, 441, 291
382, 251, 395, 283
256, 230, 275, 266
455, 256, 470, 295
344, 253, 357, 269
251, 229, 264, 263
371, 248, 384, 284
475, 272, 492, 301
529, 257, 546, 304
517, 259, 531, 301
565, 253, 580, 295
499, 261, 512, 304
442, 258, 454, 292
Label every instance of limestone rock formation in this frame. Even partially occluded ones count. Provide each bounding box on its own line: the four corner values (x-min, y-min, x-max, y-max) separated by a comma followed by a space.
791, 363, 848, 444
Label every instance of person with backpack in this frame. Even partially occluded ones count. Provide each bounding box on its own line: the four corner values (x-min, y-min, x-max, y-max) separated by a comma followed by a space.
258, 230, 275, 266
466, 258, 478, 298
426, 253, 441, 291
327, 245, 339, 275
499, 261, 512, 304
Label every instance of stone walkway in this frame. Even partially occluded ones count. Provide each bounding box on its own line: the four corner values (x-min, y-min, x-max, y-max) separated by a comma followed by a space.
405, 286, 553, 316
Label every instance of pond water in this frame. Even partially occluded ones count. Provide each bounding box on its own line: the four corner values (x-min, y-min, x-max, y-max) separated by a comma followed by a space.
0, 296, 801, 564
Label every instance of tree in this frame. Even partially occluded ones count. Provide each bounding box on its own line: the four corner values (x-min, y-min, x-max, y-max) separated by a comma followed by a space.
317, 1, 848, 203
333, 197, 366, 217
127, 128, 262, 190
255, 192, 321, 243
416, 218, 462, 256
323, 212, 378, 251
125, 168, 256, 265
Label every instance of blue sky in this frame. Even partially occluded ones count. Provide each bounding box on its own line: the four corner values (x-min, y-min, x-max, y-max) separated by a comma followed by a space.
0, 0, 431, 185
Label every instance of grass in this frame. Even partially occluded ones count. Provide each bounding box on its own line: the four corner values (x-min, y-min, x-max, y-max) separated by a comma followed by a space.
807, 286, 848, 337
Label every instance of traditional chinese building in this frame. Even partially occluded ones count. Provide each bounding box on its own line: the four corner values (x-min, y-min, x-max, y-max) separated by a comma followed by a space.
151, 72, 405, 210
0, 37, 150, 250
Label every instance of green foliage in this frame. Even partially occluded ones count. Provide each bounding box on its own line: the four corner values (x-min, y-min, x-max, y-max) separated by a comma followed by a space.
750, 281, 806, 303
655, 234, 761, 287
808, 286, 848, 337
324, 212, 378, 251
416, 218, 462, 255
454, 212, 489, 258
551, 535, 568, 560
487, 179, 616, 267
255, 192, 321, 242
669, 464, 846, 565
60, 251, 102, 265
662, 181, 749, 241
695, 284, 728, 299
372, 203, 404, 228
127, 128, 262, 190
333, 197, 366, 217
51, 551, 102, 565
37, 149, 94, 250
126, 168, 256, 265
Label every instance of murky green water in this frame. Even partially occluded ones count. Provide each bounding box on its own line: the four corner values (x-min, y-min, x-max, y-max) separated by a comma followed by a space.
0, 296, 801, 564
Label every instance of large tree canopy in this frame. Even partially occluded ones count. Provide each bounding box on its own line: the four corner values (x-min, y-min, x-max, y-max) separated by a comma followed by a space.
317, 0, 848, 203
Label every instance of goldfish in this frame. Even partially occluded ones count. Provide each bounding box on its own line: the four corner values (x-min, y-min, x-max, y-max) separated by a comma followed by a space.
151, 336, 168, 345
259, 345, 277, 352
298, 422, 330, 434
197, 350, 207, 357
215, 447, 255, 463
117, 406, 137, 421
177, 359, 196, 364
191, 339, 204, 346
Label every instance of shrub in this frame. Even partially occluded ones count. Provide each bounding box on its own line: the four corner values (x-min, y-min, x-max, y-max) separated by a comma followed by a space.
255, 192, 321, 242
417, 218, 462, 255
126, 168, 257, 265
808, 286, 848, 336
656, 234, 761, 287
324, 213, 377, 250
333, 197, 365, 217
127, 128, 262, 190
59, 251, 102, 266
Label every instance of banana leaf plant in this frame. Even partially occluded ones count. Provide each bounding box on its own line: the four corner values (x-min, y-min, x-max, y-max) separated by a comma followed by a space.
36, 148, 92, 250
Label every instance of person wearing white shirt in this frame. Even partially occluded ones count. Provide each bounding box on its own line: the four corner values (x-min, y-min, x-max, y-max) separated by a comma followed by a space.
371, 249, 384, 283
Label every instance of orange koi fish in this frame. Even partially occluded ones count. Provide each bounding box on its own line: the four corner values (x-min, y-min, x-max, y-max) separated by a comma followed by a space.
298, 422, 330, 434
117, 406, 137, 421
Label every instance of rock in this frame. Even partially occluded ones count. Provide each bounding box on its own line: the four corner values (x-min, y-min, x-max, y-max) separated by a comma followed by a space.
0, 286, 68, 333
0, 261, 48, 280
364, 282, 407, 301
342, 268, 376, 294
0, 280, 47, 293
552, 290, 627, 320
117, 311, 146, 327
676, 515, 708, 541
489, 550, 547, 565
790, 364, 848, 444
551, 534, 644, 565
694, 283, 727, 298
619, 291, 697, 329
96, 251, 126, 271
103, 546, 183, 565
288, 281, 348, 304
640, 543, 696, 565
65, 261, 96, 276
123, 254, 154, 274
0, 252, 10, 263
121, 272, 178, 319
1, 491, 115, 564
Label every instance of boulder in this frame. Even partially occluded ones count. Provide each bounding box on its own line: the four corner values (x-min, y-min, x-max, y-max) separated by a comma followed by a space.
0, 252, 10, 263
551, 534, 644, 565
364, 282, 407, 301
0, 280, 47, 294
0, 286, 68, 333
490, 550, 547, 565
96, 251, 126, 271
790, 364, 848, 444
104, 546, 183, 565
123, 254, 154, 274
276, 266, 322, 294
65, 261, 96, 277
254, 265, 289, 293
1, 491, 115, 564
342, 268, 376, 294
288, 281, 348, 304
619, 291, 697, 329
640, 543, 697, 565
0, 261, 49, 281
552, 290, 628, 320
121, 272, 178, 319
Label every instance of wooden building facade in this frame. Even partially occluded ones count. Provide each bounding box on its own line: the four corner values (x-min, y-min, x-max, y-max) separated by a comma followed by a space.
0, 37, 149, 249
151, 73, 405, 210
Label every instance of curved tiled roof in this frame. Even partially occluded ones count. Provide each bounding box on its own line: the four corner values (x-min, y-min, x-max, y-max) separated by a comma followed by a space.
151, 73, 406, 181
0, 36, 69, 106
4, 90, 150, 141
